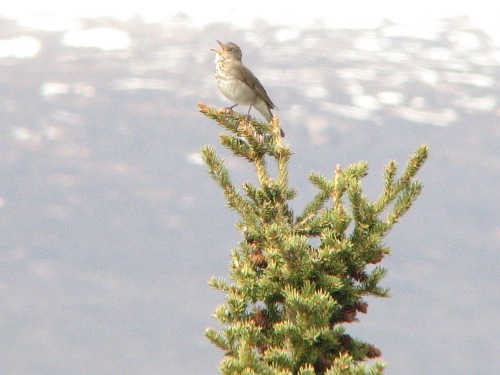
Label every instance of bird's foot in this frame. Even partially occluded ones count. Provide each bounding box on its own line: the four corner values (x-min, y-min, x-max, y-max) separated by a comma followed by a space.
219, 107, 234, 114
219, 104, 238, 114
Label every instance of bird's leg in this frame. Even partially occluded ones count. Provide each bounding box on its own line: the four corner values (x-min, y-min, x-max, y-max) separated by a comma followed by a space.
245, 105, 253, 121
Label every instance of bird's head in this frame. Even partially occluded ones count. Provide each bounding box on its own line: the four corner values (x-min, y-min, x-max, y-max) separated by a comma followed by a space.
211, 40, 242, 62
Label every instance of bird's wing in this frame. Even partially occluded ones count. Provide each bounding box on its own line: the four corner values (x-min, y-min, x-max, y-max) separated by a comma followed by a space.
234, 62, 278, 110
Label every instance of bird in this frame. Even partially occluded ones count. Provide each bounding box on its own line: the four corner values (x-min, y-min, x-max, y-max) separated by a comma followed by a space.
212, 40, 284, 137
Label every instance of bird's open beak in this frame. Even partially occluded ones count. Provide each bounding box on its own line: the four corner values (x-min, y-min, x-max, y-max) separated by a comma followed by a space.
211, 40, 223, 53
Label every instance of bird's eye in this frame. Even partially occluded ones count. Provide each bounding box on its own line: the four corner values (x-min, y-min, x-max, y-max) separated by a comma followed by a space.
228, 48, 234, 52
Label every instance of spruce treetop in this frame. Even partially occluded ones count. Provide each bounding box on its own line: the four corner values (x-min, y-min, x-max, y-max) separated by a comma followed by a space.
199, 102, 428, 375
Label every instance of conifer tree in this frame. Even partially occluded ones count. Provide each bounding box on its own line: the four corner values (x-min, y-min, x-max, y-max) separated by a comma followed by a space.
198, 102, 429, 375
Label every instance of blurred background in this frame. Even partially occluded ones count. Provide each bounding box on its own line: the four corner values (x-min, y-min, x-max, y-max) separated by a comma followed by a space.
0, 1, 498, 374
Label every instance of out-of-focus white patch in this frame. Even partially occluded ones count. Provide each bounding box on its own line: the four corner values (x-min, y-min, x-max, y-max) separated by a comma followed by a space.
187, 152, 204, 166
40, 82, 96, 98
393, 107, 458, 127
0, 36, 41, 58
305, 85, 329, 100
354, 32, 385, 52
322, 102, 372, 120
274, 27, 301, 42
352, 95, 381, 111
114, 78, 175, 91
11, 127, 39, 142
454, 95, 497, 112
444, 71, 495, 87
62, 28, 130, 50
40, 82, 71, 97
377, 91, 404, 106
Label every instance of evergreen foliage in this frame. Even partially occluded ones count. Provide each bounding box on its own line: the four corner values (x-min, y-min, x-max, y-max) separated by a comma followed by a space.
199, 102, 428, 375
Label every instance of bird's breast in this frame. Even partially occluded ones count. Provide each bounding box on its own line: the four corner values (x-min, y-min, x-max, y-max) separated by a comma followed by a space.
214, 63, 257, 105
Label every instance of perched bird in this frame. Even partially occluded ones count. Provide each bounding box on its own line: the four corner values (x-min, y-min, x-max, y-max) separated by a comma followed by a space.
212, 40, 284, 137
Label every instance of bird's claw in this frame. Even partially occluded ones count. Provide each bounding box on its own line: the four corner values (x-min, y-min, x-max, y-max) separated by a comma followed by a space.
219, 105, 238, 114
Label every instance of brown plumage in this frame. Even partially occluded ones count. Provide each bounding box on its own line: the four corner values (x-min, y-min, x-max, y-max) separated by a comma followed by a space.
212, 40, 284, 137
